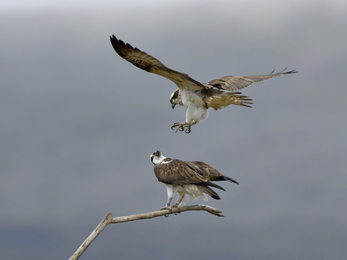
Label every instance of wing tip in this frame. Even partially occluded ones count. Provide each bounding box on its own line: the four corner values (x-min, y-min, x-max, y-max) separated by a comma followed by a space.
110, 34, 136, 58
270, 67, 298, 75
227, 177, 239, 185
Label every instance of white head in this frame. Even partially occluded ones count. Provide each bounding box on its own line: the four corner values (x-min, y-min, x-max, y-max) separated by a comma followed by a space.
169, 89, 183, 109
150, 150, 167, 165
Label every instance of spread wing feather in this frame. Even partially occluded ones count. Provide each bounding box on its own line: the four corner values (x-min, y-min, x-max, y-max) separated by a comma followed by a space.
110, 35, 205, 90
205, 68, 297, 91
203, 90, 253, 110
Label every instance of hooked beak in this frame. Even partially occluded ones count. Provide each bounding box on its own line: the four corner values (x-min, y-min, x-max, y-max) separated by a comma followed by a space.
150, 150, 160, 162
171, 104, 176, 109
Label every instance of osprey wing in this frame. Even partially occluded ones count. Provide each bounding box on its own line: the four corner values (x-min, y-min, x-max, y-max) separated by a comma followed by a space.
204, 89, 253, 110
154, 159, 207, 185
205, 68, 297, 91
154, 160, 227, 191
110, 35, 205, 91
186, 161, 239, 184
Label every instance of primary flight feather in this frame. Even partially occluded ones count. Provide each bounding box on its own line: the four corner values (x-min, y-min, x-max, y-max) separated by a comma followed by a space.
110, 35, 296, 133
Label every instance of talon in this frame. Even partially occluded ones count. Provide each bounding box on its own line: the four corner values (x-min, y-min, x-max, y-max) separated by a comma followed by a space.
171, 204, 179, 209
171, 123, 179, 131
171, 122, 190, 133
160, 206, 172, 212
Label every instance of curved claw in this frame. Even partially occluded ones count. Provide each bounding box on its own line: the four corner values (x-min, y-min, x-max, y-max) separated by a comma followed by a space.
160, 206, 172, 212
171, 123, 179, 131
171, 122, 191, 133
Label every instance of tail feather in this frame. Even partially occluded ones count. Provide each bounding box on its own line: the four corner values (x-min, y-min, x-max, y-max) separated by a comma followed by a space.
199, 186, 221, 200
206, 91, 253, 110
202, 181, 226, 191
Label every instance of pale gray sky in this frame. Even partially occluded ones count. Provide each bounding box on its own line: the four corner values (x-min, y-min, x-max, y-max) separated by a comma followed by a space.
2, 0, 212, 12
1, 0, 346, 13
1, 1, 347, 259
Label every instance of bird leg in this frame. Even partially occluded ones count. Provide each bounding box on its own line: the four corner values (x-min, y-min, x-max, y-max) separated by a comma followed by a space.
160, 191, 173, 211
171, 193, 185, 209
171, 122, 191, 133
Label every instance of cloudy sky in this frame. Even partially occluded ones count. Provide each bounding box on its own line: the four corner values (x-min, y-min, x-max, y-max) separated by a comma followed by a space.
1, 0, 347, 259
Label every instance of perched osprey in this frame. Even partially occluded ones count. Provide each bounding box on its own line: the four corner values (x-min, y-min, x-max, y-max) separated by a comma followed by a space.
150, 150, 239, 210
110, 35, 297, 133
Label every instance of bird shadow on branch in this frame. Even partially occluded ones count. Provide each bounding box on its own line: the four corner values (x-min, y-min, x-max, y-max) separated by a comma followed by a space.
69, 204, 224, 260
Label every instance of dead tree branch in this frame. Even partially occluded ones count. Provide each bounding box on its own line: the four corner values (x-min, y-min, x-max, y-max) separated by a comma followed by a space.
69, 204, 223, 260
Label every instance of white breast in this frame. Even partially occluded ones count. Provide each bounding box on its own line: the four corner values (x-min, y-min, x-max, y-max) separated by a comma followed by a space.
181, 90, 209, 124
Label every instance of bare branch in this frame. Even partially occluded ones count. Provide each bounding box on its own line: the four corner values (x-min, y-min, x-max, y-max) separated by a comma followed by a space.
69, 204, 223, 260
111, 204, 224, 224
69, 213, 113, 260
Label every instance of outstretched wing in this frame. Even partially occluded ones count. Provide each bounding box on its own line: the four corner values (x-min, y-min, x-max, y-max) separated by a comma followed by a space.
205, 68, 297, 91
203, 89, 253, 110
110, 35, 205, 90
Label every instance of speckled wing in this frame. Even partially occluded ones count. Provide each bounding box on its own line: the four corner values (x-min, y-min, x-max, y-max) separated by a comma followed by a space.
185, 161, 221, 179
203, 89, 253, 110
154, 159, 207, 185
205, 69, 297, 91
154, 159, 225, 190
110, 35, 205, 91
186, 161, 239, 184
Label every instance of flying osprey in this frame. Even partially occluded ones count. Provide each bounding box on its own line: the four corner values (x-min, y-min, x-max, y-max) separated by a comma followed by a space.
150, 150, 238, 210
110, 35, 297, 133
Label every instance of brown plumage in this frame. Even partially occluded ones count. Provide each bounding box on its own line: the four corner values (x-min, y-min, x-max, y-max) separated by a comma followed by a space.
150, 151, 238, 210
110, 35, 297, 133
